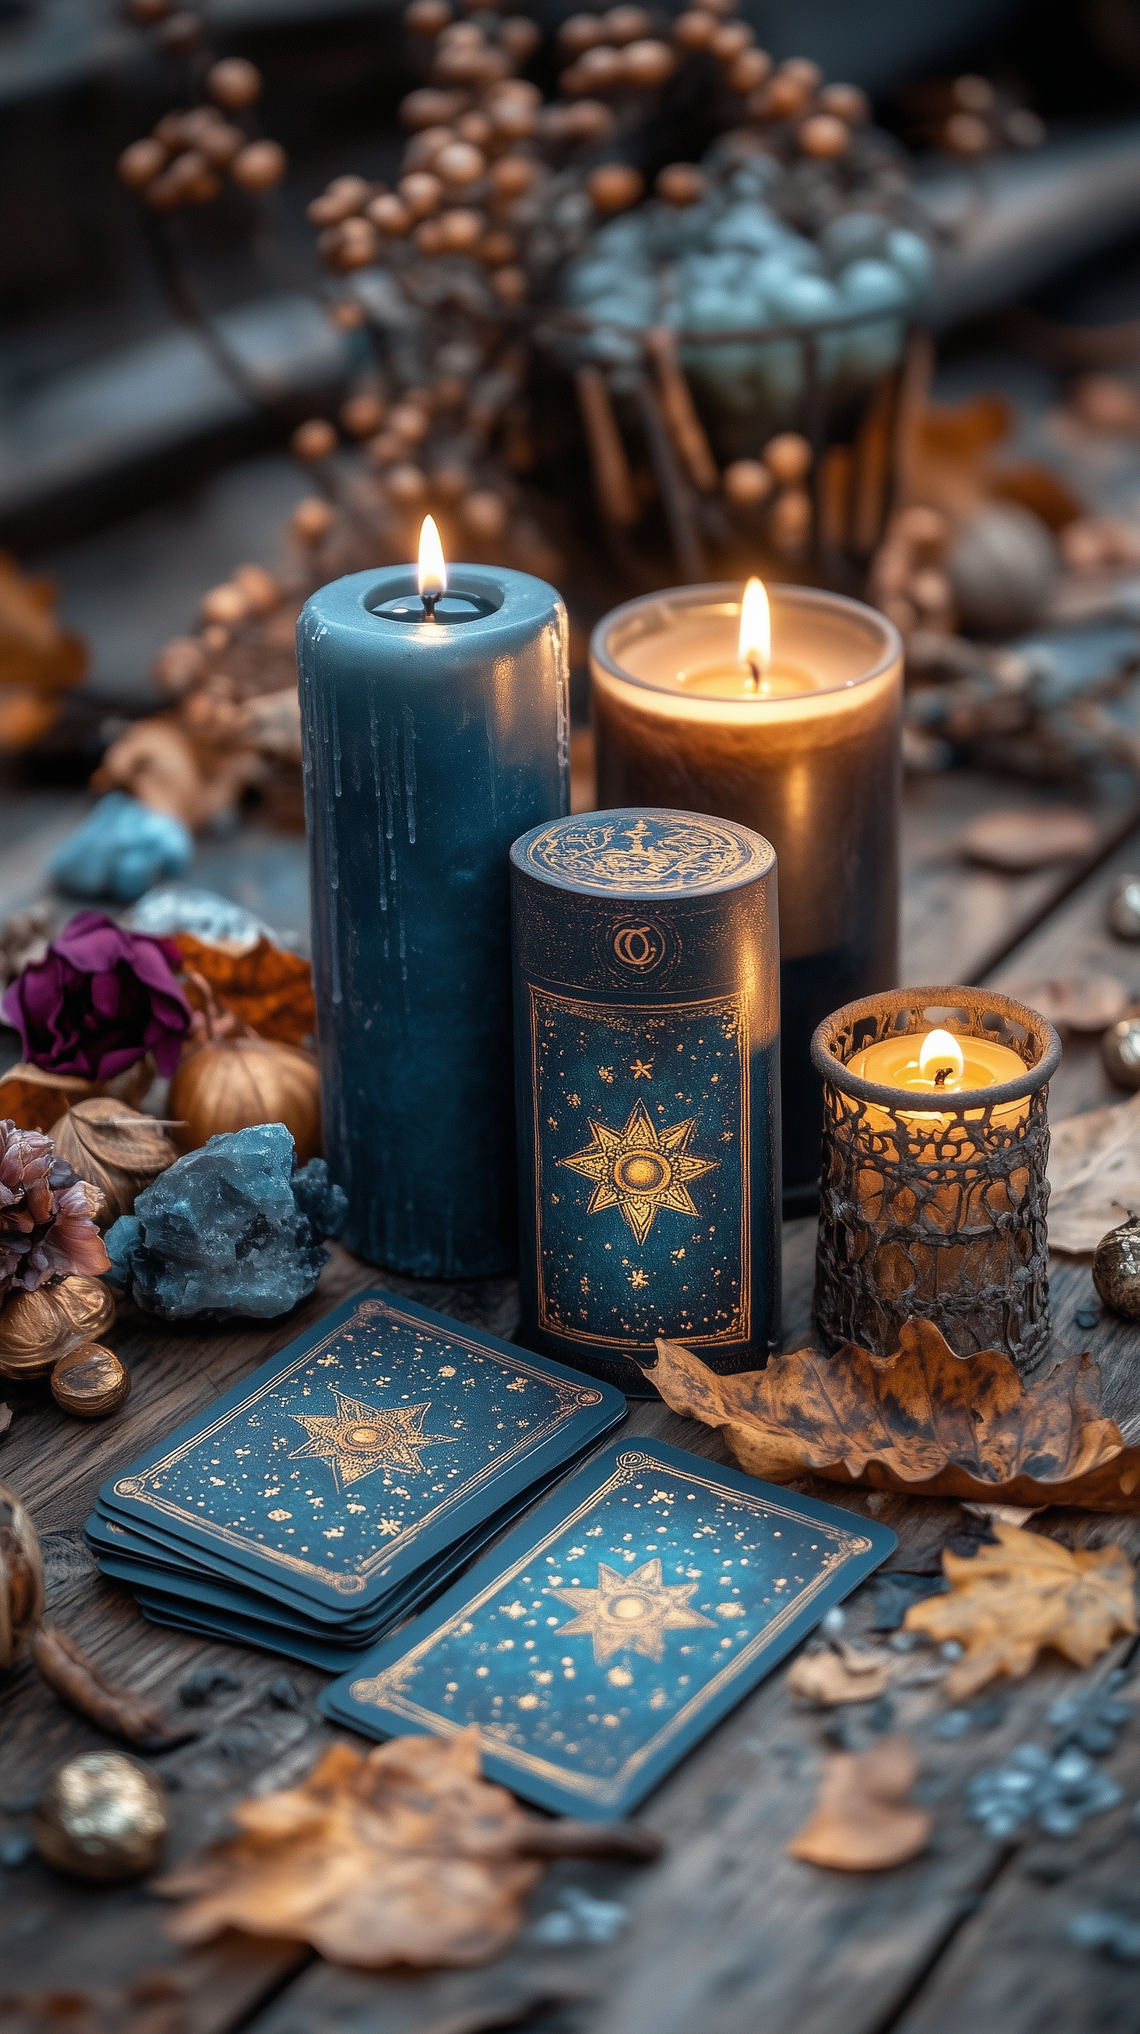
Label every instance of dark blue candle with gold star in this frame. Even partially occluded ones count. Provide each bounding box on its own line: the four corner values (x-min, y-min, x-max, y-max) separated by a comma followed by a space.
299, 523, 569, 1279
510, 808, 781, 1393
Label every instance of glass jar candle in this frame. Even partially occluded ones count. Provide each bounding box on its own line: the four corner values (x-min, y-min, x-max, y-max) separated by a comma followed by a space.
590, 581, 902, 1206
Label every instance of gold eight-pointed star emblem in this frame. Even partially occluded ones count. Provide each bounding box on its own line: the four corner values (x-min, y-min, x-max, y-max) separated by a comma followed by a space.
557, 1098, 718, 1245
551, 1557, 717, 1664
289, 1389, 446, 1492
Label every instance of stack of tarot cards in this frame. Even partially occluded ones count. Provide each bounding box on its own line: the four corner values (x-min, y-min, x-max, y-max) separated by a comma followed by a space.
86, 1290, 626, 1670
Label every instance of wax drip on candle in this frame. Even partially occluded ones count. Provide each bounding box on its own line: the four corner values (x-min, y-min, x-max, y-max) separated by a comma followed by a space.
739, 577, 770, 695
418, 514, 446, 622
918, 1029, 965, 1090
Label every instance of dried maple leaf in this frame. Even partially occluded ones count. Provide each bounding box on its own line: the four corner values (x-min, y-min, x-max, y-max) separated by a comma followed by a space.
787, 1735, 931, 1871
787, 1642, 896, 1706
154, 1729, 660, 1969
643, 1323, 1140, 1512
173, 933, 315, 1047
904, 1523, 1138, 1698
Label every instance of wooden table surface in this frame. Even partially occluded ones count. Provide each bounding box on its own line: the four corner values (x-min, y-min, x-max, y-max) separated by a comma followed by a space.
3, 797, 1140, 2034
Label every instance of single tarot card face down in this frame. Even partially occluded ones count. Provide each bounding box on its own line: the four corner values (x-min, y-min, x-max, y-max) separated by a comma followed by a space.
101, 1291, 621, 1612
327, 1441, 896, 1818
532, 991, 750, 1352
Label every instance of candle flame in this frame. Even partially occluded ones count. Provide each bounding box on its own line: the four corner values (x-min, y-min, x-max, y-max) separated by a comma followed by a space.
918, 1028, 965, 1086
738, 577, 770, 691
418, 515, 447, 597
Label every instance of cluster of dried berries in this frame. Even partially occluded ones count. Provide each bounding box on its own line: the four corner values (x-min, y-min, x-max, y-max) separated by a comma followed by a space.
0, 1123, 109, 1297
117, 54, 286, 208
899, 72, 1046, 159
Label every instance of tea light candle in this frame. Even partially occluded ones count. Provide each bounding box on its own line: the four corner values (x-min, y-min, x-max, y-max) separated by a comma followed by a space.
591, 581, 902, 1205
298, 518, 569, 1278
811, 987, 1061, 1373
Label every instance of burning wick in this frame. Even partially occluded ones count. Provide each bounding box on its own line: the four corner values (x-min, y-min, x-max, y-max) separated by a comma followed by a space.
917, 1028, 965, 1091
738, 577, 771, 695
418, 514, 447, 622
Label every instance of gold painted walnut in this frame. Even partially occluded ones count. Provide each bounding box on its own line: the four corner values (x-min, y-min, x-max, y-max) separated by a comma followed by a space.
0, 1275, 116, 1380
642, 1319, 1140, 1511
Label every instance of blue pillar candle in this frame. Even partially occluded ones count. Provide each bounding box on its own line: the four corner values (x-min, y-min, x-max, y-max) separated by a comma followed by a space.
511, 808, 781, 1395
298, 548, 569, 1278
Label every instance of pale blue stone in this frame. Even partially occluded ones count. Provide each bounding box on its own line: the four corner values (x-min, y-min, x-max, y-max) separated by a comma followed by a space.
709, 203, 788, 255
819, 211, 889, 267
47, 792, 193, 904
104, 1123, 345, 1321
838, 258, 912, 314
885, 227, 934, 295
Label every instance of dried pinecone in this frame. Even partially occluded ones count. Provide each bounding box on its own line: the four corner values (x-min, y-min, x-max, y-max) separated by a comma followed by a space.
0, 1122, 110, 1296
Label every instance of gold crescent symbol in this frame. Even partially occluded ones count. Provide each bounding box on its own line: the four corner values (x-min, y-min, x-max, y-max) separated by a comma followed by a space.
612, 922, 662, 969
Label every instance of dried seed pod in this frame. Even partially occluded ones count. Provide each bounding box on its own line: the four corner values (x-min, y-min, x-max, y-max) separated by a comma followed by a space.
232, 562, 280, 614
402, 124, 453, 171
490, 155, 539, 197
436, 206, 484, 251
154, 110, 192, 149
291, 497, 336, 545
488, 98, 539, 143
456, 111, 493, 147
781, 56, 823, 89
51, 1343, 131, 1419
197, 120, 246, 167
231, 141, 288, 192
769, 486, 813, 554
728, 48, 771, 92
48, 1099, 178, 1227
414, 217, 445, 254
490, 265, 527, 303
587, 163, 645, 211
709, 20, 753, 59
477, 227, 518, 266
0, 1483, 44, 1669
764, 432, 812, 483
603, 5, 651, 41
405, 0, 452, 29
308, 175, 372, 225
341, 393, 387, 438
1093, 1214, 1140, 1321
337, 217, 379, 267
400, 87, 469, 129
553, 98, 616, 141
498, 17, 541, 61
291, 418, 338, 462
945, 111, 991, 155
366, 430, 407, 467
206, 57, 263, 109
118, 137, 167, 188
36, 1754, 168, 1882
621, 38, 675, 86
564, 45, 624, 90
200, 582, 248, 625
723, 459, 773, 507
655, 162, 705, 208
757, 67, 814, 117
433, 463, 472, 502
672, 10, 716, 48
435, 140, 485, 184
389, 402, 432, 443
168, 1029, 322, 1164
800, 113, 849, 158
399, 170, 444, 218
156, 12, 203, 56
0, 1279, 117, 1381
559, 12, 606, 54
819, 81, 869, 124
385, 464, 429, 508
368, 194, 413, 235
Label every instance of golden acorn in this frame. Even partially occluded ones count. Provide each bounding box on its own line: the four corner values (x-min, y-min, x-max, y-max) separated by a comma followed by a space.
0, 1277, 116, 1381
0, 1482, 45, 1668
48, 1099, 178, 1227
51, 1342, 131, 1419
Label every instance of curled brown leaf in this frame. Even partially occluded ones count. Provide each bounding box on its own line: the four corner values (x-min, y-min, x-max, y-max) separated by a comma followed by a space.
154, 1729, 660, 1968
904, 1522, 1138, 1697
787, 1735, 931, 1871
174, 933, 316, 1047
642, 1322, 1140, 1511
32, 1624, 199, 1750
786, 1642, 895, 1706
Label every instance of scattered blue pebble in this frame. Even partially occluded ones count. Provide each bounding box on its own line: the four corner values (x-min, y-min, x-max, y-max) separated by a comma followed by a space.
180, 1665, 242, 1707
933, 1709, 973, 1739
1074, 1307, 1099, 1330
0, 1834, 33, 1868
47, 792, 193, 904
266, 1676, 302, 1710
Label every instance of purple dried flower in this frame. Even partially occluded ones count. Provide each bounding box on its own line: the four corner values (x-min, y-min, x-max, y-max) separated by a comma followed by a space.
0, 910, 191, 1083
0, 1121, 110, 1293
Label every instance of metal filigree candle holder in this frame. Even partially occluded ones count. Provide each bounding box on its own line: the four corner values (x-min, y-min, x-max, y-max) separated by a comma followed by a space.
811, 987, 1061, 1375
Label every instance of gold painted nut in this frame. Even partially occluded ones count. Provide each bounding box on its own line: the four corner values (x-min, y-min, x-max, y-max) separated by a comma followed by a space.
51, 1342, 131, 1419
36, 1753, 168, 1882
0, 1277, 116, 1381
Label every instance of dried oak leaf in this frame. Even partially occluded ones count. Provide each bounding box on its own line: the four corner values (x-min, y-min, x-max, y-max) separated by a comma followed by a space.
787, 1735, 931, 1870
173, 933, 315, 1047
643, 1322, 1140, 1512
154, 1730, 659, 1969
903, 1523, 1138, 1698
787, 1642, 896, 1706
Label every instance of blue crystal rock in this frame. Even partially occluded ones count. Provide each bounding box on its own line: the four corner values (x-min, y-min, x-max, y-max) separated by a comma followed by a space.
48, 793, 193, 904
104, 1123, 344, 1320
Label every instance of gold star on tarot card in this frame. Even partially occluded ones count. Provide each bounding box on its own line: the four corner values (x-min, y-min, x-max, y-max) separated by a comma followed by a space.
558, 1098, 718, 1244
551, 1557, 717, 1665
288, 1390, 446, 1491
